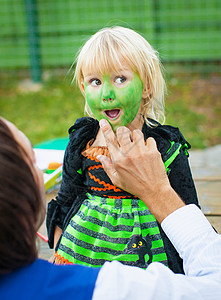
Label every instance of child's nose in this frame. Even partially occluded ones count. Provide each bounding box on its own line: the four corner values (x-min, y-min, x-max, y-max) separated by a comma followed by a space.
102, 82, 115, 102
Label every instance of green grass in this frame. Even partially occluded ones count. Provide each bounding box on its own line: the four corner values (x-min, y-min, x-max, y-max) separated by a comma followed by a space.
165, 73, 221, 148
165, 98, 207, 148
0, 74, 85, 145
0, 72, 220, 149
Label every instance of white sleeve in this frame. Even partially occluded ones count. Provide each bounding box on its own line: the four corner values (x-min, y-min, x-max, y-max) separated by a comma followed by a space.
92, 205, 221, 300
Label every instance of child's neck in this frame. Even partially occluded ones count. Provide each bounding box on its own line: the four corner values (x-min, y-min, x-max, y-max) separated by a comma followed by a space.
126, 115, 144, 132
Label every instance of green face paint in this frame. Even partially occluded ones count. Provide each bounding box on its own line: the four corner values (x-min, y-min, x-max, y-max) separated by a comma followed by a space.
84, 72, 143, 131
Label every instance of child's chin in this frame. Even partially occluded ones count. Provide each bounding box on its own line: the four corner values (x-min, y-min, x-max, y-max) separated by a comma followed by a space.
98, 116, 124, 132
110, 122, 124, 132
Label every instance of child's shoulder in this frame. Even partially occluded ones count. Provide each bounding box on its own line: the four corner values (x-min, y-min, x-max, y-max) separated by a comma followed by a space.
67, 117, 99, 150
143, 119, 190, 153
68, 117, 99, 135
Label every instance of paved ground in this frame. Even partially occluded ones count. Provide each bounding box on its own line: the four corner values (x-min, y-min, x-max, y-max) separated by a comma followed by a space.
189, 145, 221, 234
38, 145, 221, 260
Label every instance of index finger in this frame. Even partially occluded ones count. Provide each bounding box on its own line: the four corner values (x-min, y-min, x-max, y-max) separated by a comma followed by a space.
145, 137, 158, 151
99, 119, 119, 152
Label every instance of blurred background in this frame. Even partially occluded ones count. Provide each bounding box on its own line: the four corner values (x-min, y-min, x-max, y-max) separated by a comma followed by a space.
0, 0, 221, 149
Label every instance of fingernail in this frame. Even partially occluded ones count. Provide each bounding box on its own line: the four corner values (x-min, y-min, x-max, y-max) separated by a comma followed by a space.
96, 155, 103, 162
99, 119, 107, 128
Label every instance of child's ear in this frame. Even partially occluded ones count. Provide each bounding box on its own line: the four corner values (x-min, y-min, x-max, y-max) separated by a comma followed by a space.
142, 89, 148, 99
80, 81, 85, 96
142, 86, 151, 99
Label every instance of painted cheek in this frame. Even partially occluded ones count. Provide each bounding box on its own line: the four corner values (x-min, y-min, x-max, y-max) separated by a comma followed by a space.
112, 75, 143, 129
117, 74, 143, 106
85, 91, 106, 121
85, 85, 102, 110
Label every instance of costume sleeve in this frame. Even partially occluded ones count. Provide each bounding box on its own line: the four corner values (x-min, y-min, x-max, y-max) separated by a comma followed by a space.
169, 148, 199, 206
161, 140, 200, 273
163, 126, 199, 206
46, 140, 86, 248
150, 124, 200, 273
143, 122, 199, 207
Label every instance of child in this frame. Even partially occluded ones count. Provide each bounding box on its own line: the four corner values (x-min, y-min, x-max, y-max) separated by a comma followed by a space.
47, 26, 199, 273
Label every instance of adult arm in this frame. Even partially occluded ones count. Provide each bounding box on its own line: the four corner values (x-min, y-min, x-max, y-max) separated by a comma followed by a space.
93, 205, 221, 300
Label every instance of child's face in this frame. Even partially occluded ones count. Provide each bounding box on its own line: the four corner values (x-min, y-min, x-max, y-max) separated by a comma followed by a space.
82, 65, 146, 131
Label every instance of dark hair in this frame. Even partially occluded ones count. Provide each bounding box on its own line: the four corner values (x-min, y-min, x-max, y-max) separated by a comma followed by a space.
0, 118, 41, 274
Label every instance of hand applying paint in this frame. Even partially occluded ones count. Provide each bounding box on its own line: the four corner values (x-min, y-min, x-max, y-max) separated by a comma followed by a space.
98, 119, 185, 223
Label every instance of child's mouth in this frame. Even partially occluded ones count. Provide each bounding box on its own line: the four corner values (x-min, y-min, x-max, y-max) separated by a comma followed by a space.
104, 109, 121, 120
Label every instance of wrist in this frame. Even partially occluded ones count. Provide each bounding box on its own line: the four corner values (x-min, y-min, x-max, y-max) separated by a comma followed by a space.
141, 184, 185, 223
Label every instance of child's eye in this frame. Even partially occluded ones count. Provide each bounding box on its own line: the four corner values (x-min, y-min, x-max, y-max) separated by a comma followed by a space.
115, 76, 126, 84
90, 79, 102, 86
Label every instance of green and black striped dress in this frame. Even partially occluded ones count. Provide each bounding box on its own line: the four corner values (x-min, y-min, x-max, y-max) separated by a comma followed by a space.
55, 148, 168, 268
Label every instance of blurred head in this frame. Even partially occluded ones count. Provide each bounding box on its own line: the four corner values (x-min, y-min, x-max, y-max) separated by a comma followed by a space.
0, 117, 45, 274
74, 26, 166, 126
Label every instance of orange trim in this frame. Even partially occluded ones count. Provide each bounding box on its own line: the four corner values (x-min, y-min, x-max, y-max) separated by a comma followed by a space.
91, 186, 110, 192
91, 185, 122, 192
86, 155, 100, 162
54, 253, 74, 265
88, 165, 103, 170
88, 171, 122, 192
82, 142, 110, 159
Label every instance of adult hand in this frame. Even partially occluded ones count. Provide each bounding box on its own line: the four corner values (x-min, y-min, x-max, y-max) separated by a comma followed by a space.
97, 119, 168, 199
97, 119, 184, 223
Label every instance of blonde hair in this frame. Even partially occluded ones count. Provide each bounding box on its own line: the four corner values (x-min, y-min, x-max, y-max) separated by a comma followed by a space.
74, 26, 166, 125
